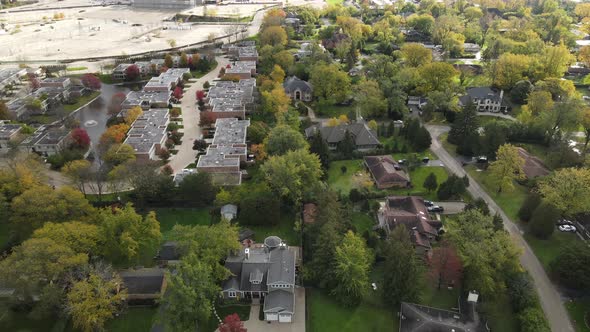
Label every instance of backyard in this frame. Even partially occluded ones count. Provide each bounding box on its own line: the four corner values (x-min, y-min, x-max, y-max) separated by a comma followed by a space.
152, 207, 214, 240
566, 298, 590, 332
313, 103, 355, 118
246, 212, 300, 246
104, 307, 158, 332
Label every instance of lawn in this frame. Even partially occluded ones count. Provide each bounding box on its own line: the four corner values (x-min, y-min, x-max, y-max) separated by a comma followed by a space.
307, 290, 397, 332
62, 91, 101, 113
477, 115, 514, 127
325, 0, 344, 5
351, 212, 375, 235
66, 66, 88, 71
480, 292, 519, 332
105, 307, 158, 332
566, 298, 590, 332
246, 213, 300, 245
421, 283, 460, 310
153, 207, 213, 240
201, 303, 251, 332
314, 104, 355, 118
327, 159, 365, 195
465, 165, 528, 221
524, 231, 580, 270
0, 311, 65, 332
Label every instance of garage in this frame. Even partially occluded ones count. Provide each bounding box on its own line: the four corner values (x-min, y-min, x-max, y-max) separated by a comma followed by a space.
279, 313, 292, 323
265, 313, 278, 321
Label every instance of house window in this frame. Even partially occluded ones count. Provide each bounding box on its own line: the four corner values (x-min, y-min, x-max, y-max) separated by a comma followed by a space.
252, 281, 260, 285
228, 291, 237, 298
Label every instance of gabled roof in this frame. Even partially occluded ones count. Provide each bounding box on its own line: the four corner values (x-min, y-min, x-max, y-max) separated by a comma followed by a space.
364, 155, 410, 187
383, 196, 438, 236
464, 87, 503, 103
120, 268, 165, 295
263, 289, 295, 313
267, 247, 296, 285
306, 123, 381, 147
283, 76, 312, 94
157, 241, 180, 261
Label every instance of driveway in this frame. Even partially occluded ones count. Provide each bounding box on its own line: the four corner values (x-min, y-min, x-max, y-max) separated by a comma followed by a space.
434, 201, 466, 215
426, 124, 575, 332
167, 56, 229, 174
243, 287, 305, 332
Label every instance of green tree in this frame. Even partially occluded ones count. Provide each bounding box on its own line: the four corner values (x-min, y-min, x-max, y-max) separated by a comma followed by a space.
260, 26, 288, 47
518, 193, 542, 222
518, 307, 551, 332
492, 53, 532, 90
62, 159, 92, 196
164, 54, 173, 68
418, 62, 458, 93
269, 64, 285, 83
539, 97, 583, 142
538, 167, 590, 216
32, 221, 102, 256
309, 63, 351, 104
550, 242, 590, 290
161, 254, 219, 331
236, 183, 280, 226
264, 125, 309, 156
67, 270, 126, 332
488, 144, 525, 193
400, 43, 432, 67
423, 172, 438, 192
331, 231, 373, 306
528, 202, 559, 239
103, 143, 136, 166
382, 225, 423, 307
0, 100, 12, 120
247, 121, 270, 144
309, 130, 330, 169
353, 79, 387, 118
448, 101, 479, 154
178, 173, 217, 206
261, 149, 323, 204
337, 130, 356, 158
446, 210, 521, 297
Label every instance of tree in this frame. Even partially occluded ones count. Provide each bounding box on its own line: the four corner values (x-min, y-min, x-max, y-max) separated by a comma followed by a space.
10, 185, 94, 238
510, 80, 533, 104
382, 225, 423, 307
579, 45, 590, 67
261, 149, 323, 204
0, 237, 88, 304
192, 139, 207, 151
260, 86, 290, 115
247, 121, 270, 145
309, 63, 351, 104
264, 125, 308, 156
331, 231, 373, 306
269, 64, 285, 83
400, 43, 432, 67
95, 204, 161, 263
448, 101, 479, 154
125, 161, 175, 205
80, 74, 101, 91
236, 183, 280, 226
538, 168, 590, 216
488, 144, 525, 193
100, 123, 130, 147
67, 271, 125, 332
260, 26, 288, 47
519, 307, 551, 332
165, 54, 173, 68
528, 202, 559, 239
539, 97, 583, 142
107, 92, 126, 115
551, 242, 590, 290
124, 64, 140, 81
0, 100, 12, 120
173, 86, 183, 100
522, 90, 554, 119
423, 172, 438, 192
162, 254, 219, 331
337, 130, 356, 159
429, 240, 463, 290
309, 130, 330, 169
353, 79, 387, 118
219, 314, 246, 332
103, 143, 136, 166
167, 39, 177, 48
581, 108, 590, 157
33, 221, 101, 256
178, 173, 216, 206
418, 62, 457, 93
540, 44, 574, 80
62, 160, 92, 195
124, 106, 143, 125
518, 193, 542, 222
492, 53, 532, 90
70, 127, 91, 150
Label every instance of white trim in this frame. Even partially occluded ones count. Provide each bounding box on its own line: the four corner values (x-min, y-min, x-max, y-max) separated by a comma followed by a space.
228, 291, 237, 298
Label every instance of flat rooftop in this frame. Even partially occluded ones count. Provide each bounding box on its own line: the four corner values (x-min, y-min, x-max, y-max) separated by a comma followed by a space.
124, 108, 169, 153
196, 144, 246, 168
0, 123, 21, 140
0, 68, 25, 83
122, 90, 170, 108
226, 61, 256, 75
212, 118, 250, 145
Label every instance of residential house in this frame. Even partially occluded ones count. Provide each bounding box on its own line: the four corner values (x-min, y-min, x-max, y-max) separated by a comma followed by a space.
0, 68, 26, 93
123, 108, 169, 161
112, 63, 132, 80
304, 122, 381, 151
401, 29, 430, 42
221, 204, 238, 221
459, 87, 508, 113
463, 43, 481, 54
156, 241, 181, 266
144, 68, 189, 92
205, 79, 255, 119
283, 76, 313, 102
222, 236, 297, 323
400, 291, 485, 332
294, 42, 325, 60
322, 33, 350, 50
121, 91, 171, 110
196, 118, 250, 185
5, 98, 28, 120
407, 96, 427, 113
0, 121, 22, 154
119, 268, 167, 305
377, 196, 442, 254
567, 65, 590, 76
225, 61, 257, 79
19, 125, 70, 157
238, 47, 259, 62
364, 155, 410, 189
517, 147, 550, 179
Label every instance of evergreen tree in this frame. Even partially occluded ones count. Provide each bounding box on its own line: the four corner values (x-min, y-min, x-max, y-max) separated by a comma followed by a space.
493, 213, 504, 232
528, 202, 559, 239
413, 126, 432, 151
518, 193, 542, 222
309, 130, 330, 169
449, 101, 479, 155
337, 130, 356, 158
423, 172, 438, 192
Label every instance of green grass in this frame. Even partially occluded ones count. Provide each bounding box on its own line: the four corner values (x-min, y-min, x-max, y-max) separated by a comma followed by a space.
567, 298, 590, 332
327, 159, 365, 195
105, 307, 157, 332
307, 290, 397, 332
0, 311, 63, 332
247, 213, 300, 246
325, 0, 344, 5
351, 212, 375, 234
66, 66, 88, 72
480, 292, 519, 332
524, 231, 581, 270
153, 207, 213, 240
421, 284, 460, 310
465, 165, 528, 221
63, 91, 101, 113
314, 104, 355, 118
477, 115, 514, 127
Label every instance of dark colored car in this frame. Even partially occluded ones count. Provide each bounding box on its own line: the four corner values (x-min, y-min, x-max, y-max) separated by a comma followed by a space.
428, 206, 444, 213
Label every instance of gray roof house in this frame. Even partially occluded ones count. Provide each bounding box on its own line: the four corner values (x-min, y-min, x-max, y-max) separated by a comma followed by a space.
221, 236, 297, 323
459, 87, 507, 113
221, 204, 238, 221
305, 122, 381, 151
283, 76, 313, 102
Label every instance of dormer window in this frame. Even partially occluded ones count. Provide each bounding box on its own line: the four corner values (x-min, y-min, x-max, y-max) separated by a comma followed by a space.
252, 280, 260, 285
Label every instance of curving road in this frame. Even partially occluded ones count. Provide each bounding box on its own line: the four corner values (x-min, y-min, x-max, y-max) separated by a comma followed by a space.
426, 124, 574, 332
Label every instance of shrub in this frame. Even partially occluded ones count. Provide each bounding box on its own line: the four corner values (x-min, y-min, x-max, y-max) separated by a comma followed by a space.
518, 193, 542, 222
527, 202, 558, 239
518, 307, 550, 332
550, 242, 590, 290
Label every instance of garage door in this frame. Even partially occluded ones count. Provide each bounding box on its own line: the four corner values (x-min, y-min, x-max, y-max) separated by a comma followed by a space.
279, 313, 292, 323
266, 313, 278, 321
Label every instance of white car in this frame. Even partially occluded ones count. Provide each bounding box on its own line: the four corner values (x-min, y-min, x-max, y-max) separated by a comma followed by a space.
558, 225, 577, 232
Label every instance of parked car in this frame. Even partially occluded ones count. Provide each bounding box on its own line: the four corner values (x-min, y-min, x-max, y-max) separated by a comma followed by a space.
476, 156, 488, 163
422, 157, 430, 163
424, 200, 434, 207
428, 205, 444, 213
398, 159, 406, 165
558, 225, 577, 232
556, 219, 574, 226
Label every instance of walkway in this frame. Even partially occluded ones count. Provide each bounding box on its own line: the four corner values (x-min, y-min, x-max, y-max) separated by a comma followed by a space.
425, 124, 574, 332
168, 56, 229, 174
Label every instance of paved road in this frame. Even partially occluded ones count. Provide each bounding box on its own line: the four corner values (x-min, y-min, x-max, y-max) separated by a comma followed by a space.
168, 56, 229, 174
426, 124, 574, 332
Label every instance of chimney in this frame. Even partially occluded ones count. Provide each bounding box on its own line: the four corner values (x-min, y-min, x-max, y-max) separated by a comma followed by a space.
280, 242, 287, 250
245, 248, 250, 260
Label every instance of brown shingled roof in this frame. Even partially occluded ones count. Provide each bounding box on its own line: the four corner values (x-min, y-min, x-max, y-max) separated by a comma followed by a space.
517, 147, 550, 179
364, 155, 410, 189
303, 203, 317, 224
